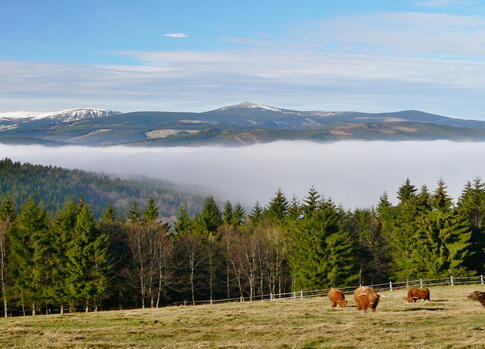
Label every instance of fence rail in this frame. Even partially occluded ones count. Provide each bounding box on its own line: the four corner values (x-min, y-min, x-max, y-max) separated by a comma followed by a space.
177, 275, 485, 306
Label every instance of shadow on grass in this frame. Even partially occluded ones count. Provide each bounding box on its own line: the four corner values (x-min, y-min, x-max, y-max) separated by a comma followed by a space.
398, 307, 445, 312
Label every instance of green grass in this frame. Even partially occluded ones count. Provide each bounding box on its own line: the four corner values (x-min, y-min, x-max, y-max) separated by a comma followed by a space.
0, 285, 484, 348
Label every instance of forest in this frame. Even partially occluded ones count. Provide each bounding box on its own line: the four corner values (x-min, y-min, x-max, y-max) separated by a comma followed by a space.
0, 158, 204, 217
0, 159, 485, 317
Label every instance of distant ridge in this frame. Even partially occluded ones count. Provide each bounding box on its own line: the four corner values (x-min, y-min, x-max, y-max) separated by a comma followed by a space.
1, 102, 485, 146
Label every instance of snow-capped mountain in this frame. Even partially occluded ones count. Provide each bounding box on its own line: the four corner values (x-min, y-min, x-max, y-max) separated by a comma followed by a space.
0, 108, 121, 123
215, 101, 284, 112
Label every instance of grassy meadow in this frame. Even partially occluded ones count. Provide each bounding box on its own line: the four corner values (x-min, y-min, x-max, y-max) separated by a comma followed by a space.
0, 285, 484, 348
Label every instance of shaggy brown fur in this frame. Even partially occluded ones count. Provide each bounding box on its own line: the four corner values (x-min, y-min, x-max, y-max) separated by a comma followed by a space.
468, 291, 485, 309
407, 287, 430, 303
327, 288, 347, 308
354, 286, 380, 312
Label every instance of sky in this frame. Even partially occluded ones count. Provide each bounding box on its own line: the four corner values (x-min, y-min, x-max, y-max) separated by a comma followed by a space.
1, 141, 483, 209
2, 0, 485, 117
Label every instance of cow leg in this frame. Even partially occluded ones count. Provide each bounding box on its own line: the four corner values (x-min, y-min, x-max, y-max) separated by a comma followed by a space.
331, 302, 337, 308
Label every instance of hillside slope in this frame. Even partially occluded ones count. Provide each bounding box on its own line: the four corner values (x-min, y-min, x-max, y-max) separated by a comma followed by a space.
0, 158, 205, 217
0, 285, 483, 348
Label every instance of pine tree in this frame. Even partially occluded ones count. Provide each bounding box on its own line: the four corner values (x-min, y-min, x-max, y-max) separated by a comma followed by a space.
175, 205, 192, 235
66, 204, 109, 311
232, 203, 245, 226
249, 202, 263, 224
289, 199, 357, 290
47, 200, 79, 314
0, 196, 16, 317
432, 179, 453, 211
397, 178, 417, 203
197, 196, 222, 233
127, 200, 141, 224
287, 196, 301, 220
267, 189, 289, 220
143, 198, 159, 224
100, 204, 116, 223
303, 186, 320, 216
7, 199, 48, 315
222, 201, 233, 225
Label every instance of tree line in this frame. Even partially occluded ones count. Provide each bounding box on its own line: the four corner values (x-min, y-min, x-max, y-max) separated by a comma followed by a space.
0, 177, 484, 317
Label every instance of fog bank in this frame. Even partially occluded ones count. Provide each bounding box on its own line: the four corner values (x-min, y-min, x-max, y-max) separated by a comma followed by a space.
1, 141, 483, 208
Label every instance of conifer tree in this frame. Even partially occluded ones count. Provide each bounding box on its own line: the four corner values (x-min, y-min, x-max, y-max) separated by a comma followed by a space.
0, 196, 16, 317
47, 200, 79, 314
175, 205, 192, 235
232, 203, 245, 226
7, 199, 48, 315
143, 198, 159, 224
303, 186, 320, 216
100, 204, 116, 223
197, 196, 222, 233
127, 200, 141, 224
397, 178, 417, 203
287, 196, 301, 220
432, 179, 453, 211
289, 199, 357, 290
249, 202, 263, 224
267, 189, 289, 220
66, 204, 109, 311
222, 201, 233, 225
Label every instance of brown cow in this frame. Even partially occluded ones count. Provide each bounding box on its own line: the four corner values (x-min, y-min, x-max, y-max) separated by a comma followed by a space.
468, 291, 485, 309
406, 287, 430, 303
327, 288, 347, 308
354, 286, 381, 312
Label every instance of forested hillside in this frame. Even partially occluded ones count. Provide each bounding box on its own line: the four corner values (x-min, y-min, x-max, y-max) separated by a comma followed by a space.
0, 159, 204, 217
0, 177, 484, 317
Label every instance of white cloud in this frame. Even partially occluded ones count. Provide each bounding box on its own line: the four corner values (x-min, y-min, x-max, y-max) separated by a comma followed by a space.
164, 33, 187, 38
418, 0, 476, 7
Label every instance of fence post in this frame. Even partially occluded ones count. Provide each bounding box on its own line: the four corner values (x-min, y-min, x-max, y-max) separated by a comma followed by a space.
240, 296, 243, 303
481, 275, 484, 285
389, 281, 393, 291
450, 276, 454, 286
292, 291, 296, 299
419, 278, 423, 288
210, 299, 213, 305
183, 300, 187, 306
406, 280, 409, 288
270, 293, 273, 301
300, 290, 303, 299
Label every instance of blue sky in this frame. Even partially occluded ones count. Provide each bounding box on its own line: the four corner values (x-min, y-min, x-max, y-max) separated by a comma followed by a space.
1, 0, 485, 117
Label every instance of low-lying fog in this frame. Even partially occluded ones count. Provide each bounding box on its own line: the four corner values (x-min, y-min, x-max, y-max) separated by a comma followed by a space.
1, 141, 483, 208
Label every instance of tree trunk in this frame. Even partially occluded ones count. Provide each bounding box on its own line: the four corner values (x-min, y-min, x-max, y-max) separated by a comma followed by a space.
32, 301, 36, 316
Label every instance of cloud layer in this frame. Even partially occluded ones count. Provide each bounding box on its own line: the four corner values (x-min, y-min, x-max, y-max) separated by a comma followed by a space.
1, 141, 483, 209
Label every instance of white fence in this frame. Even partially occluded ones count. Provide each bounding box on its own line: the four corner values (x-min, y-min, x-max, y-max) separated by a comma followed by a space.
181, 275, 485, 306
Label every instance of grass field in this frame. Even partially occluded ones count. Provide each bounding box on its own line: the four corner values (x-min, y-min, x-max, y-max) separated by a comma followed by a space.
0, 285, 484, 348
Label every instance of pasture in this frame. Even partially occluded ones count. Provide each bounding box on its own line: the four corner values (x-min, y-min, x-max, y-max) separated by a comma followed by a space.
0, 285, 484, 348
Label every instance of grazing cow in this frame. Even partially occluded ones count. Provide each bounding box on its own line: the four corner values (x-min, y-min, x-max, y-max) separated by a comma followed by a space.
468, 291, 485, 309
406, 287, 430, 303
327, 288, 347, 308
354, 286, 381, 312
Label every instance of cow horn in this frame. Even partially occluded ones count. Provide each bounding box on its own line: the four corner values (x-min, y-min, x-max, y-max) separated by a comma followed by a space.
359, 292, 367, 296
379, 294, 386, 298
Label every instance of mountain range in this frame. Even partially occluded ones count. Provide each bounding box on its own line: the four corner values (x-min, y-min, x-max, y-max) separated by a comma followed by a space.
2, 102, 485, 146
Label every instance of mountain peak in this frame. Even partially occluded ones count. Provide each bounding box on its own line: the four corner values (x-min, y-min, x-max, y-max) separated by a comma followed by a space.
215, 101, 282, 112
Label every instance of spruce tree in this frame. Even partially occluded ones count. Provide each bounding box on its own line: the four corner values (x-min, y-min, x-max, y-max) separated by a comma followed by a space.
100, 204, 116, 223
0, 196, 16, 317
7, 199, 48, 315
222, 201, 233, 225
66, 204, 109, 311
175, 205, 192, 235
249, 202, 263, 224
127, 200, 141, 224
267, 189, 289, 220
289, 199, 357, 290
432, 179, 453, 212
143, 198, 159, 224
303, 186, 320, 216
197, 196, 222, 233
397, 178, 417, 203
232, 203, 245, 226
